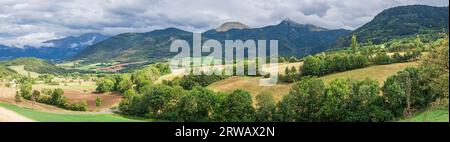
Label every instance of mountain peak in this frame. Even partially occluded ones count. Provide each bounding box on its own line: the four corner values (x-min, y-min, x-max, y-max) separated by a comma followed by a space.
279, 19, 328, 31
280, 18, 302, 26
216, 22, 250, 32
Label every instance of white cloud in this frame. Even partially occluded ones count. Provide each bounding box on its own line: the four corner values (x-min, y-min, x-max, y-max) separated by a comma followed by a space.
0, 0, 448, 47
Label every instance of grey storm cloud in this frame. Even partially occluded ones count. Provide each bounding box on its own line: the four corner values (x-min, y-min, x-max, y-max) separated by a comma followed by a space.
0, 0, 448, 47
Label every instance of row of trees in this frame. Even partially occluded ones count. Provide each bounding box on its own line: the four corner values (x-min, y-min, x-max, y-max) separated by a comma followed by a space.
95, 63, 171, 93
17, 82, 87, 111
114, 76, 420, 122
118, 85, 257, 122
301, 53, 369, 76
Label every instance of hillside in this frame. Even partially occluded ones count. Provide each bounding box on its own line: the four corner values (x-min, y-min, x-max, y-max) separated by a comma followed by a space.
75, 20, 350, 63
1, 58, 66, 74
335, 5, 449, 47
0, 65, 16, 77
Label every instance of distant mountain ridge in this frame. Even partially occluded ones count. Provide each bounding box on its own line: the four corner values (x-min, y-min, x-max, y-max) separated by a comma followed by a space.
335, 5, 449, 47
75, 20, 350, 63
0, 33, 109, 60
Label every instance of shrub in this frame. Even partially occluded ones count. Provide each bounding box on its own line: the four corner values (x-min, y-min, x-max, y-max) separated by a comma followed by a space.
95, 96, 102, 107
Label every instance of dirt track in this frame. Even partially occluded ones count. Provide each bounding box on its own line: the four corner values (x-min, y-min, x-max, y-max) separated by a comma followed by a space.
0, 106, 34, 122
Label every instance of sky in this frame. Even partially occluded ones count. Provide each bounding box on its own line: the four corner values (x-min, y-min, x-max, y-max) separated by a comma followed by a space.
0, 0, 448, 48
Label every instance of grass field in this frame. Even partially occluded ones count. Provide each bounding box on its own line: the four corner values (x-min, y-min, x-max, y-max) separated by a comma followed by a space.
0, 102, 148, 122
7, 65, 40, 78
319, 61, 420, 85
401, 108, 449, 122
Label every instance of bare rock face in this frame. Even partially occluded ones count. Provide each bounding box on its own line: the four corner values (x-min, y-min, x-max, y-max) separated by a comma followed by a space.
215, 22, 250, 32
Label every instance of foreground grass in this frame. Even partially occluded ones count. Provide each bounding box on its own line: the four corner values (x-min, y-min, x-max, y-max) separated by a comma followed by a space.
0, 103, 149, 122
401, 108, 449, 122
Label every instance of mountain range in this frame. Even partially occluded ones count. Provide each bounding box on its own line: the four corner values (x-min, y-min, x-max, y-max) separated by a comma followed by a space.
0, 33, 109, 60
1, 5, 448, 63
75, 19, 351, 63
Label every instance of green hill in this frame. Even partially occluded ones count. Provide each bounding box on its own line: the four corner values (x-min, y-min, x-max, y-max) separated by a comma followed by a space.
335, 5, 449, 47
1, 58, 66, 74
0, 65, 17, 77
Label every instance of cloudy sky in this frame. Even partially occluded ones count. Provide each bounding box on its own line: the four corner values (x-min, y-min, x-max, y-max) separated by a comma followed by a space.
0, 0, 448, 48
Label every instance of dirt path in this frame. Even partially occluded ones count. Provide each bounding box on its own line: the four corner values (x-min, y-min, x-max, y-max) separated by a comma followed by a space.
0, 106, 34, 122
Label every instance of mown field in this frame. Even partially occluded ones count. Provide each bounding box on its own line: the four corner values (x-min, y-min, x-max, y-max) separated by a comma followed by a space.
0, 102, 148, 122
207, 61, 420, 102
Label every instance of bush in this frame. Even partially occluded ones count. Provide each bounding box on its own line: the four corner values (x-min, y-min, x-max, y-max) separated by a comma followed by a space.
95, 96, 102, 107
67, 101, 88, 111
15, 91, 22, 102
372, 53, 393, 65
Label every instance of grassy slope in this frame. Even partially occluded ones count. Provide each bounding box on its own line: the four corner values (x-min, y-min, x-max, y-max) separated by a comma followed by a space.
401, 108, 449, 122
0, 103, 148, 122
7, 65, 40, 78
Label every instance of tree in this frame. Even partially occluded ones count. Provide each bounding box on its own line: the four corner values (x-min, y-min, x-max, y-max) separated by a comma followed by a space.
319, 78, 351, 121
20, 81, 32, 100
301, 56, 323, 76
176, 87, 218, 122
351, 34, 358, 54
290, 77, 325, 121
118, 89, 139, 114
139, 85, 186, 119
95, 96, 102, 107
15, 91, 22, 102
51, 88, 66, 107
116, 75, 133, 93
274, 93, 297, 122
31, 90, 41, 103
414, 35, 423, 50
255, 92, 276, 122
422, 34, 449, 100
95, 77, 115, 93
220, 89, 255, 122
